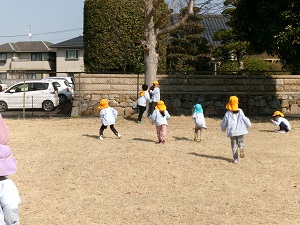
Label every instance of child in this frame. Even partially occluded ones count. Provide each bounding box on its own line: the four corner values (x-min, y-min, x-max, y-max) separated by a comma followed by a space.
98, 99, 121, 140
0, 114, 21, 225
192, 103, 207, 142
270, 111, 291, 133
0, 145, 21, 225
151, 100, 170, 144
148, 80, 160, 117
137, 84, 151, 123
220, 96, 251, 164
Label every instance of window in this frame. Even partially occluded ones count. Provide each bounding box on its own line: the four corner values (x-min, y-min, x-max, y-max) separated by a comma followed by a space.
0, 53, 7, 62
29, 83, 48, 91
11, 83, 29, 92
31, 53, 42, 61
0, 74, 7, 79
17, 73, 41, 80
66, 49, 79, 59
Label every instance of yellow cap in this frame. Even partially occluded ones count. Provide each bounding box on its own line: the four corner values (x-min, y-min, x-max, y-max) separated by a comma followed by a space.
155, 100, 166, 111
226, 96, 239, 111
273, 111, 284, 117
98, 99, 109, 110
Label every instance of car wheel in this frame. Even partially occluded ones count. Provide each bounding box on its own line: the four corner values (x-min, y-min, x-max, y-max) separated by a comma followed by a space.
0, 101, 8, 112
58, 94, 67, 104
42, 100, 54, 112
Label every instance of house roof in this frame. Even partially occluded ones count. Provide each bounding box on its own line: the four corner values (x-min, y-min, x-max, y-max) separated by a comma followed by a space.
51, 36, 84, 48
201, 14, 229, 47
0, 41, 54, 53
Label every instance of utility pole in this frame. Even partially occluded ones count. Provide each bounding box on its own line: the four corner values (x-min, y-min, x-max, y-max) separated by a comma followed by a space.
27, 25, 33, 41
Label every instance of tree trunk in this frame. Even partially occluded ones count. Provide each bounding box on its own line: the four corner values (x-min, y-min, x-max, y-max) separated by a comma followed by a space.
143, 0, 194, 86
144, 1, 159, 86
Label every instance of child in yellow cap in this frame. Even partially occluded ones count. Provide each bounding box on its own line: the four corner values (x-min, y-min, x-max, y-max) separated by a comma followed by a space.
270, 111, 291, 133
220, 96, 251, 164
148, 80, 160, 117
98, 99, 121, 140
137, 84, 151, 123
151, 100, 170, 144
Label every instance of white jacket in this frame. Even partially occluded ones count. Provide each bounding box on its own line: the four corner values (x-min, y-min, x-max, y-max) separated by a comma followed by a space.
149, 87, 160, 103
100, 107, 118, 126
221, 109, 251, 137
151, 109, 170, 126
137, 91, 151, 107
192, 113, 207, 128
273, 117, 291, 130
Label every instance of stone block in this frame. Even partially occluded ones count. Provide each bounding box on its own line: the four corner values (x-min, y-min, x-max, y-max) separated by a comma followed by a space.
124, 107, 134, 116
205, 106, 215, 116
290, 104, 300, 114
115, 107, 124, 116
119, 94, 126, 102
281, 99, 289, 108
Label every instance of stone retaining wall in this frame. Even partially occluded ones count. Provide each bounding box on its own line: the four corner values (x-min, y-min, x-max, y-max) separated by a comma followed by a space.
71, 73, 300, 117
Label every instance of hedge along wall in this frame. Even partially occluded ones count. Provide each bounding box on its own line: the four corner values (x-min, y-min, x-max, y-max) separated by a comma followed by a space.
71, 73, 300, 117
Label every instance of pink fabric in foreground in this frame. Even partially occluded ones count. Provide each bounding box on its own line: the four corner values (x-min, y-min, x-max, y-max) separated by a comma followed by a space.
0, 114, 9, 145
0, 144, 17, 176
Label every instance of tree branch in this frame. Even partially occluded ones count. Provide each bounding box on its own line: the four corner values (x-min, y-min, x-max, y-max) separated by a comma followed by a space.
154, 9, 174, 30
145, 0, 164, 23
158, 0, 194, 36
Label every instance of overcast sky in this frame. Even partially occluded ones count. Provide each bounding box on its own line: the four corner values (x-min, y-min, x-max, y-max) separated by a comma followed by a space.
0, 0, 84, 45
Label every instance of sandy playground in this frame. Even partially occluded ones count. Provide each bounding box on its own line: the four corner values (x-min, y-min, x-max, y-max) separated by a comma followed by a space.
4, 115, 300, 225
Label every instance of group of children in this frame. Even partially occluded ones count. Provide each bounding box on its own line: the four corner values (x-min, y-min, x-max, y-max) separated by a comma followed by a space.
97, 81, 292, 164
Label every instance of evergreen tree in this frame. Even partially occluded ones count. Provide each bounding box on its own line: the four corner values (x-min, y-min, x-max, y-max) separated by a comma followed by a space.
84, 0, 168, 74
166, 7, 210, 74
84, 0, 144, 73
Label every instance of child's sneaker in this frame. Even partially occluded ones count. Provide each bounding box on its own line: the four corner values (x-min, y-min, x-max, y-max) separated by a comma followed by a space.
98, 135, 104, 141
137, 121, 142, 124
117, 133, 121, 138
199, 139, 203, 143
240, 148, 245, 158
233, 158, 238, 164
161, 139, 165, 144
194, 137, 198, 142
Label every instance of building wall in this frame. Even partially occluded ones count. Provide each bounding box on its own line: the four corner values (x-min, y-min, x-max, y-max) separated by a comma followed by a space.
71, 73, 300, 117
56, 48, 84, 73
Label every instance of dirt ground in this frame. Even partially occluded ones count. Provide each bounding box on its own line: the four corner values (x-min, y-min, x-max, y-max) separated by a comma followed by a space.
4, 115, 300, 225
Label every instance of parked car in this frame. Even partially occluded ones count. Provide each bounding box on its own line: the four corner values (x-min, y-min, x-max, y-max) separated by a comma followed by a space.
0, 80, 59, 112
47, 76, 75, 90
42, 79, 73, 104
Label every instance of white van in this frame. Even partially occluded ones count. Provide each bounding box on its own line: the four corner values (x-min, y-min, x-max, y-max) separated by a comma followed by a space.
0, 80, 59, 112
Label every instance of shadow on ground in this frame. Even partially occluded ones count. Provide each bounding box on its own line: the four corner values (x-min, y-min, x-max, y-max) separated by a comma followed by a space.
188, 152, 232, 163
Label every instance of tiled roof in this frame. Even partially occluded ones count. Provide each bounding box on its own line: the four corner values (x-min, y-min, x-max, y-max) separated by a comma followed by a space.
0, 41, 54, 53
201, 14, 229, 47
51, 36, 84, 48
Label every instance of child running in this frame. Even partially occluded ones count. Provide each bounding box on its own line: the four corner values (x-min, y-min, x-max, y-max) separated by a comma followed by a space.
151, 100, 170, 144
98, 99, 121, 140
137, 84, 151, 123
192, 103, 207, 142
270, 111, 291, 133
220, 96, 251, 164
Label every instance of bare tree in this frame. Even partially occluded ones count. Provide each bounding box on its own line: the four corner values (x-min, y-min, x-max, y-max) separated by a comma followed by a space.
142, 0, 195, 85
